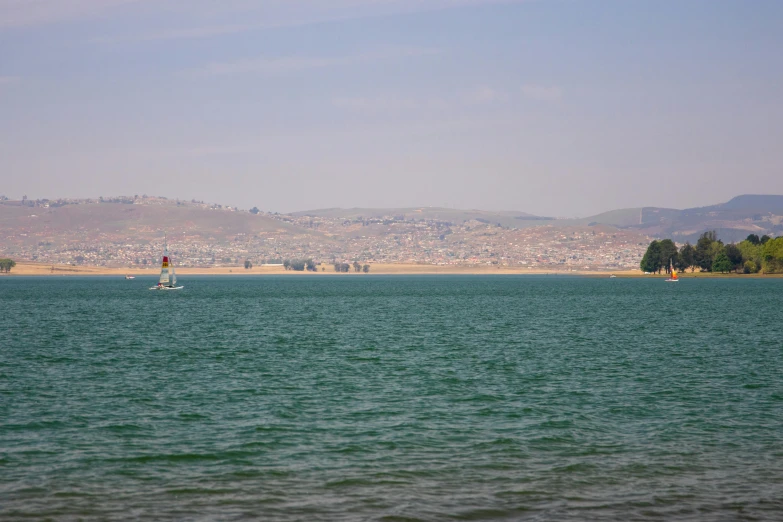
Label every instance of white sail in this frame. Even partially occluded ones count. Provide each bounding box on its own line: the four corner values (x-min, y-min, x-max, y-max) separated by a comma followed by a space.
159, 246, 171, 284
150, 236, 182, 290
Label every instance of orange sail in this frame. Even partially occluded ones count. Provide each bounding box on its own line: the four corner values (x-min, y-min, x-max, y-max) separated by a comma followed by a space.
671, 270, 678, 280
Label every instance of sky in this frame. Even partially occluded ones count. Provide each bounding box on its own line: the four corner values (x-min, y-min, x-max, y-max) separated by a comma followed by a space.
1, 0, 782, 217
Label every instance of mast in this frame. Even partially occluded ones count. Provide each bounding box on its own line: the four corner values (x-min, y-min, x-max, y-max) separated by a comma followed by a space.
171, 250, 177, 286
166, 234, 177, 286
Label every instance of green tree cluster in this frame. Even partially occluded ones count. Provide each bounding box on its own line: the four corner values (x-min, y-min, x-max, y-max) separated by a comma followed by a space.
744, 234, 772, 246
762, 236, 783, 273
640, 240, 663, 273
641, 231, 780, 274
284, 258, 317, 271
0, 258, 16, 273
332, 262, 370, 273
640, 239, 678, 274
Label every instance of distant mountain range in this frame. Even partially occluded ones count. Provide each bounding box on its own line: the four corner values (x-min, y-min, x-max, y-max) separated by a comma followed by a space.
291, 207, 551, 229
569, 195, 783, 242
294, 195, 783, 242
1, 195, 780, 253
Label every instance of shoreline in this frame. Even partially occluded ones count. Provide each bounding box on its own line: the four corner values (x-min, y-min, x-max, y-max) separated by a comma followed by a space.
2, 262, 781, 278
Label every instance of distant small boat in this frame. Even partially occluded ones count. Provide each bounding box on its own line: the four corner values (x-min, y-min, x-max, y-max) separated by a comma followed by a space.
125, 275, 135, 280
665, 266, 679, 282
609, 274, 617, 278
150, 236, 183, 290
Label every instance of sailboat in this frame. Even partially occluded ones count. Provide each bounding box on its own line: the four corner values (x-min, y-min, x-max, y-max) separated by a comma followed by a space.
665, 259, 679, 282
150, 237, 183, 290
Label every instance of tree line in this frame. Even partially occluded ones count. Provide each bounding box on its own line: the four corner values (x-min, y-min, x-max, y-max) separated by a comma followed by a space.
641, 232, 783, 274
334, 261, 370, 273
241, 258, 371, 272
0, 258, 16, 273
283, 259, 318, 271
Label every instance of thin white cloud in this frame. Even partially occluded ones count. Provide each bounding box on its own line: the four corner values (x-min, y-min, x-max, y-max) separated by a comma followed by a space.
332, 94, 455, 112
72, 0, 530, 41
333, 96, 421, 111
190, 46, 440, 77
0, 75, 21, 91
144, 0, 528, 41
333, 86, 507, 113
0, 0, 140, 29
91, 23, 258, 44
521, 84, 563, 101
461, 86, 508, 104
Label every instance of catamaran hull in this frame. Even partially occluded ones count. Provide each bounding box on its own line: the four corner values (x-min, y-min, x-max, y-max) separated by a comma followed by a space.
665, 279, 679, 282
149, 286, 184, 290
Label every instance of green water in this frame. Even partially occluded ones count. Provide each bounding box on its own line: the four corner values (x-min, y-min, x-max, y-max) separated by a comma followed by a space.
1, 276, 782, 520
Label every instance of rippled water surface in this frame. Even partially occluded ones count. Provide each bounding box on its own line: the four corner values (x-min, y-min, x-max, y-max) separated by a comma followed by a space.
2, 275, 783, 520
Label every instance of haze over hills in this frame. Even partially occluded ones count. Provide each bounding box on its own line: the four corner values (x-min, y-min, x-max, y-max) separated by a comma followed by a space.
295, 195, 783, 242
292, 207, 553, 230
570, 195, 783, 243
0, 194, 780, 270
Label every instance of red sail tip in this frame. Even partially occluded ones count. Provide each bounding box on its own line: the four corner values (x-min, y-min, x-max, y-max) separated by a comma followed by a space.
163, 256, 169, 263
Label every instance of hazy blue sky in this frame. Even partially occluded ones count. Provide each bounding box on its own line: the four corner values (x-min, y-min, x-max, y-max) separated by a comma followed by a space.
1, 0, 782, 216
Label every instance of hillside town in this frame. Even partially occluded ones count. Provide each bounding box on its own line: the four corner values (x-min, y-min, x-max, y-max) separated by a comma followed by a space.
0, 196, 649, 270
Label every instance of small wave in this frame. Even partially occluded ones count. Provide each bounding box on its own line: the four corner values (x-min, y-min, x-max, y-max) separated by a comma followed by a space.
452, 507, 530, 520
552, 462, 598, 473
165, 487, 236, 495
325, 477, 410, 488
52, 491, 96, 498
177, 413, 208, 420
120, 450, 260, 464
102, 423, 147, 432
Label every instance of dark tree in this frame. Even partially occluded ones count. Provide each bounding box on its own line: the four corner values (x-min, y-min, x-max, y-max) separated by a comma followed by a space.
746, 234, 760, 245
724, 244, 743, 272
290, 260, 306, 271
362, 264, 370, 273
760, 235, 771, 244
341, 263, 351, 273
695, 231, 717, 272
250, 207, 260, 215
659, 239, 678, 273
306, 259, 316, 272
640, 241, 663, 273
353, 261, 361, 273
679, 243, 696, 272
0, 258, 16, 273
244, 259, 252, 269
283, 259, 291, 270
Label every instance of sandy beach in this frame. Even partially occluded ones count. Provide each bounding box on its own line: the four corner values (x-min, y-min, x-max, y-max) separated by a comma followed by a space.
4, 262, 779, 278
3, 261, 630, 277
